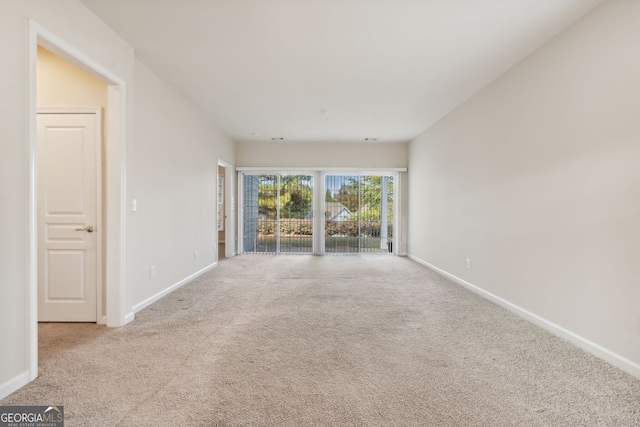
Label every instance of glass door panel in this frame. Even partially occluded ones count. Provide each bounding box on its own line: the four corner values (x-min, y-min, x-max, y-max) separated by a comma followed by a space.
242, 173, 313, 254
243, 174, 277, 253
324, 174, 394, 254
324, 174, 359, 254
279, 174, 314, 253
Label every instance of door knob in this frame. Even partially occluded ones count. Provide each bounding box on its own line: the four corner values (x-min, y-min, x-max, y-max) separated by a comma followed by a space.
75, 225, 95, 233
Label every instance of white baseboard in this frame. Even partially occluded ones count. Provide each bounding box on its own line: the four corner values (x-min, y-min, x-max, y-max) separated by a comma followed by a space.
408, 254, 640, 380
0, 370, 30, 400
131, 262, 218, 314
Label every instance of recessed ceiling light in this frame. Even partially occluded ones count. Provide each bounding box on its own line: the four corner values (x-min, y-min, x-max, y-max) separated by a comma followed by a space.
364, 138, 378, 141
252, 132, 260, 137
271, 137, 284, 140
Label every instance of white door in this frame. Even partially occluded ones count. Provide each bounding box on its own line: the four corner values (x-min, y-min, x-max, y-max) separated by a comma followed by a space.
38, 112, 100, 322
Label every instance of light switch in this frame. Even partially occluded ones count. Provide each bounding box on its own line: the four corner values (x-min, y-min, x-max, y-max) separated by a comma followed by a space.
132, 199, 137, 212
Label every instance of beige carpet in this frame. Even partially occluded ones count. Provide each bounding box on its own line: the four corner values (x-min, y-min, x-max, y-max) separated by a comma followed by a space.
2, 255, 639, 426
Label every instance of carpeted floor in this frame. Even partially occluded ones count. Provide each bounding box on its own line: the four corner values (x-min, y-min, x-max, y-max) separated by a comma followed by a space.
2, 255, 639, 426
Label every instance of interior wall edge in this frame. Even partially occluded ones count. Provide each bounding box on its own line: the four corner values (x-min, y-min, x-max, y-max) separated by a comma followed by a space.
123, 313, 135, 325
407, 254, 640, 381
0, 371, 30, 401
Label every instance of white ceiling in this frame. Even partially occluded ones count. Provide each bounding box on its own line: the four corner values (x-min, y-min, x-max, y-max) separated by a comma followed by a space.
80, 0, 603, 144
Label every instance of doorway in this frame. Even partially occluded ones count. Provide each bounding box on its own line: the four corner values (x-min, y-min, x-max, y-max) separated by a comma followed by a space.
217, 164, 226, 260
217, 160, 234, 260
37, 43, 107, 324
29, 21, 128, 383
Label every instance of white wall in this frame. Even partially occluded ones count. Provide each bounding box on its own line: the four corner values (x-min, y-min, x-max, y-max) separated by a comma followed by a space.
0, 0, 235, 399
408, 0, 640, 374
128, 59, 235, 312
236, 141, 407, 169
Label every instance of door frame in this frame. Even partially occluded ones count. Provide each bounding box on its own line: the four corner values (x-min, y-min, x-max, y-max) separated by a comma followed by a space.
37, 107, 103, 322
28, 21, 128, 381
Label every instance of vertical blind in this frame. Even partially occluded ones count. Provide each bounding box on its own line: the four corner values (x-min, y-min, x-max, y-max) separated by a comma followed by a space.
242, 173, 394, 255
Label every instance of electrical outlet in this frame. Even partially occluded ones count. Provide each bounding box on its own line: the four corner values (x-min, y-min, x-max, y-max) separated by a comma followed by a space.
150, 265, 156, 278
466, 258, 471, 269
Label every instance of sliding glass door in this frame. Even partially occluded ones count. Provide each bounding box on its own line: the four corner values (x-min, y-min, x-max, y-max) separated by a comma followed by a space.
242, 174, 313, 254
324, 174, 394, 254
241, 171, 396, 255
